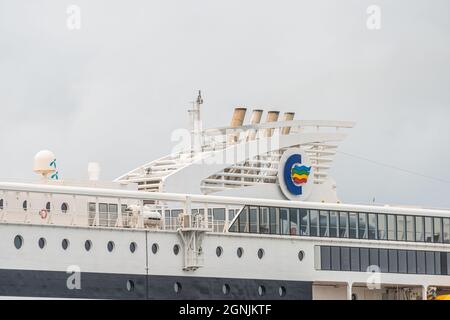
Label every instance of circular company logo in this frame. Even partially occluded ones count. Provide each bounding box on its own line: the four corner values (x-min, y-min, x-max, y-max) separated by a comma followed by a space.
278, 149, 313, 200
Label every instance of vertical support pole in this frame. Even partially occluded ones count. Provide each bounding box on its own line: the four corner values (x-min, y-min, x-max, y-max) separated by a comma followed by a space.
225, 205, 229, 232
347, 282, 353, 300
422, 285, 428, 301
95, 197, 99, 226
204, 203, 208, 229
117, 198, 123, 227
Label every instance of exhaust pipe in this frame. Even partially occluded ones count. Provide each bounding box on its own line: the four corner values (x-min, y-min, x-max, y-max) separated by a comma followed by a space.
264, 111, 280, 137
229, 107, 247, 144
281, 112, 295, 135
247, 109, 263, 141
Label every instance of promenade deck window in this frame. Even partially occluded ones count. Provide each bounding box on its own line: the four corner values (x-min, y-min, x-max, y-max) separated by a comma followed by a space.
310, 210, 319, 237
339, 212, 349, 238
349, 213, 358, 239
319, 211, 329, 237
329, 211, 338, 238
378, 214, 387, 240
290, 208, 299, 236
425, 217, 433, 243
368, 213, 377, 240
397, 216, 405, 241
358, 213, 368, 240
299, 209, 309, 236
434, 218, 442, 243
387, 215, 396, 241
415, 216, 424, 242
406, 216, 415, 242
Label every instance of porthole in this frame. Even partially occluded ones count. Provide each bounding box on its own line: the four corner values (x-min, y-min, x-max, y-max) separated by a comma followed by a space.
216, 246, 223, 257
222, 284, 230, 295
0, 198, 4, 210
14, 235, 23, 249
61, 203, 68, 213
107, 241, 115, 252
126, 280, 135, 292
258, 285, 266, 296
298, 250, 305, 261
173, 244, 180, 255
22, 200, 28, 211
279, 286, 287, 297
46, 202, 51, 211
257, 248, 265, 259
237, 247, 244, 258
174, 282, 182, 294
85, 240, 92, 251
129, 242, 137, 253
38, 237, 46, 249
151, 243, 159, 254
62, 239, 69, 250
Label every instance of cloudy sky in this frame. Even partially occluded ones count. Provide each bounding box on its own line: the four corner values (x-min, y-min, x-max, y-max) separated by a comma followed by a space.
0, 0, 449, 208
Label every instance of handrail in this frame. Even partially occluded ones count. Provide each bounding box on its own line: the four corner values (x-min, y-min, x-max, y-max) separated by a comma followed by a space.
0, 181, 449, 217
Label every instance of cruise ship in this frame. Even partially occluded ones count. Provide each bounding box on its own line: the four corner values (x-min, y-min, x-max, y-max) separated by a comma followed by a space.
1, 91, 449, 300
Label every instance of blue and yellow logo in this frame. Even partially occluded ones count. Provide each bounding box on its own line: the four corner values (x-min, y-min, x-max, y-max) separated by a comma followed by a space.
283, 154, 311, 195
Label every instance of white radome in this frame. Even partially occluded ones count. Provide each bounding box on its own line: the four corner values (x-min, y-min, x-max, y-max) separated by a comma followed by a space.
33, 150, 56, 177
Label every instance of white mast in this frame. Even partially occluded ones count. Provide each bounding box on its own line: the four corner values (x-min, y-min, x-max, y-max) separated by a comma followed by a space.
188, 90, 204, 153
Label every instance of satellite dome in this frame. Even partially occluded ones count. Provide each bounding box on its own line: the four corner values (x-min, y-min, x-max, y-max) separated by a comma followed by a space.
33, 150, 56, 177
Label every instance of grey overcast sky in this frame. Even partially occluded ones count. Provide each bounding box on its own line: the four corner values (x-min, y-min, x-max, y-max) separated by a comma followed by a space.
0, 0, 449, 208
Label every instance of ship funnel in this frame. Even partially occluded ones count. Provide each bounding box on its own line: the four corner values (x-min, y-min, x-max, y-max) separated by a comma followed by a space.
264, 111, 280, 137
247, 109, 263, 141
88, 162, 101, 181
281, 112, 295, 135
229, 107, 247, 144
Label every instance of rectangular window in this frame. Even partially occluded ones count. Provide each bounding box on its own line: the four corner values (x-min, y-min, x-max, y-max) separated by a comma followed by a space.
407, 251, 416, 274
238, 207, 249, 233
426, 251, 435, 275
387, 215, 396, 241
249, 207, 259, 233
406, 216, 415, 242
108, 204, 118, 227
388, 249, 398, 273
213, 208, 226, 221
417, 251, 426, 274
339, 212, 349, 238
425, 217, 433, 243
350, 247, 360, 271
368, 213, 377, 240
341, 247, 351, 271
289, 208, 299, 235
260, 207, 270, 234
329, 211, 339, 238
88, 202, 96, 226
398, 250, 407, 273
443, 218, 450, 244
331, 246, 341, 271
321, 246, 331, 270
415, 216, 424, 242
299, 209, 309, 236
228, 209, 235, 221
434, 217, 442, 243
360, 248, 369, 272
358, 213, 368, 239
397, 215, 405, 241
349, 213, 358, 239
378, 214, 387, 240
310, 210, 319, 237
379, 249, 389, 273
442, 252, 449, 276
269, 207, 279, 234
99, 203, 108, 227
435, 252, 441, 275
369, 248, 379, 267
280, 208, 289, 235
319, 211, 329, 237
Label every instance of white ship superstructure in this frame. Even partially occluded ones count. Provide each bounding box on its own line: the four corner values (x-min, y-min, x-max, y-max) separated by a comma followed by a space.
0, 92, 449, 300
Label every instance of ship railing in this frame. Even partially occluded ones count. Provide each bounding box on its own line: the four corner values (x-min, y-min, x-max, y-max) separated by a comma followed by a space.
200, 120, 355, 151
